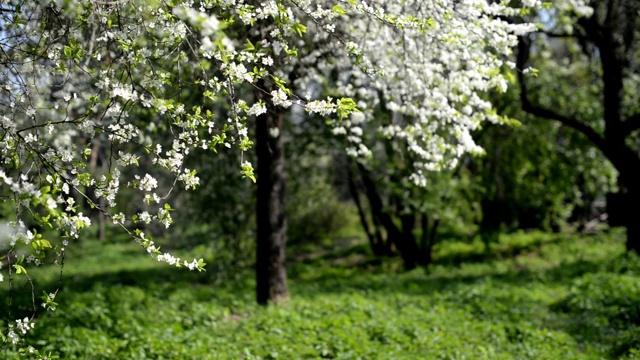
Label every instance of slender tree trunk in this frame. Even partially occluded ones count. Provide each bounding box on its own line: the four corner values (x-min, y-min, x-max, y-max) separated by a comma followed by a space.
418, 213, 438, 266
357, 163, 416, 268
355, 163, 394, 255
256, 105, 288, 305
399, 213, 418, 270
346, 160, 387, 256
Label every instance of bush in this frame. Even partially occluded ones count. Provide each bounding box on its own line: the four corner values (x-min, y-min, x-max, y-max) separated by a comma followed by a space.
288, 184, 354, 246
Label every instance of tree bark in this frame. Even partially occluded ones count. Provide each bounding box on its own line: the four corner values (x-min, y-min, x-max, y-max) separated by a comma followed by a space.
256, 104, 288, 305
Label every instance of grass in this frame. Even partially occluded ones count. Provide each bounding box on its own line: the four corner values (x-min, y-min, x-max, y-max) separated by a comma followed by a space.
2, 229, 640, 359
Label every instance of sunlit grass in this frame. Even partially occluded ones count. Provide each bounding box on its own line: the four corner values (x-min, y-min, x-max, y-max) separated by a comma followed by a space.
2, 228, 638, 359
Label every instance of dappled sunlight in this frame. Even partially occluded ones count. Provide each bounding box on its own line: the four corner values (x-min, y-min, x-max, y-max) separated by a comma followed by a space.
2, 230, 635, 359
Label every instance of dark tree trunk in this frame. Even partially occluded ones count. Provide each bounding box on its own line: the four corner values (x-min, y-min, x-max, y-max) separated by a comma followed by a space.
617, 182, 640, 254
603, 149, 640, 253
625, 218, 640, 254
418, 213, 438, 266
575, 4, 640, 253
399, 213, 418, 270
256, 105, 288, 305
356, 163, 415, 269
346, 161, 386, 256
356, 163, 395, 254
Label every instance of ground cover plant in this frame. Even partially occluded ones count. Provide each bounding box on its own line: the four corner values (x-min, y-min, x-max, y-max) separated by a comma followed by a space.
2, 229, 638, 359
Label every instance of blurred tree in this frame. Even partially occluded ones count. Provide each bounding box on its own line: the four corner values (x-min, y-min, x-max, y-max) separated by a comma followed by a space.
516, 0, 640, 252
473, 81, 616, 248
345, 103, 479, 270
175, 147, 256, 272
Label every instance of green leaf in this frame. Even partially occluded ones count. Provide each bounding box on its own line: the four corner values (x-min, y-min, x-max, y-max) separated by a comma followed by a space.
13, 264, 27, 275
197, 258, 207, 271
31, 239, 52, 251
332, 5, 346, 16
241, 162, 256, 183
337, 97, 359, 121
245, 39, 256, 51
285, 47, 298, 57
505, 71, 516, 84
291, 23, 306, 37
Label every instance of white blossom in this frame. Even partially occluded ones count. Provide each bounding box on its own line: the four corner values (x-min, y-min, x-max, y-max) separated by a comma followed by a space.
271, 89, 293, 108
137, 174, 158, 192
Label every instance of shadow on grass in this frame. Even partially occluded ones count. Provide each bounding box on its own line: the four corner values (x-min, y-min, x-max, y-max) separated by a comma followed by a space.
2, 232, 614, 306
0, 258, 255, 323
290, 257, 611, 298
7, 245, 610, 304
432, 233, 567, 267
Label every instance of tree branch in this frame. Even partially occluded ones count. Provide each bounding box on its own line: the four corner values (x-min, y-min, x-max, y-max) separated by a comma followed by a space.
516, 36, 607, 150
539, 29, 586, 41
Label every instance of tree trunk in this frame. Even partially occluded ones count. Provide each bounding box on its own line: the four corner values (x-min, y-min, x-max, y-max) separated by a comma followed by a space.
620, 187, 640, 254
346, 160, 387, 256
357, 163, 415, 268
256, 105, 288, 305
399, 213, 418, 270
626, 220, 640, 254
579, 8, 640, 254
418, 213, 438, 266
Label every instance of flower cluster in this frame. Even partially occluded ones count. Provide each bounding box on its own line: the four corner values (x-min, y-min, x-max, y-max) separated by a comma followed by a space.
6, 318, 34, 345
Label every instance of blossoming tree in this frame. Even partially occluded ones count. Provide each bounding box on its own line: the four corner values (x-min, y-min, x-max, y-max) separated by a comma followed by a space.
0, 0, 561, 354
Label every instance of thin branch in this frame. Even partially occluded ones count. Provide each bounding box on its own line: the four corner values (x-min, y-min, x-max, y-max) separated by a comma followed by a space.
539, 29, 586, 40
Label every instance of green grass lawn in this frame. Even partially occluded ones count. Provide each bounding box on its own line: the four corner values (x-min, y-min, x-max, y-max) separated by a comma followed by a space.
2, 230, 640, 359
